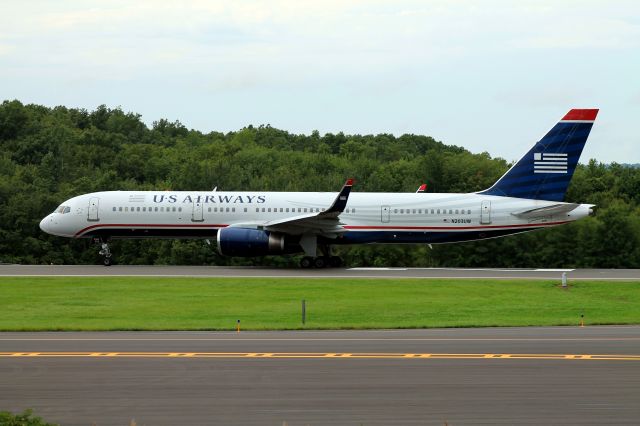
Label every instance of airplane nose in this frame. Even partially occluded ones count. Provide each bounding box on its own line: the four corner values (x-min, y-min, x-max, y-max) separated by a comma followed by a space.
39, 216, 50, 233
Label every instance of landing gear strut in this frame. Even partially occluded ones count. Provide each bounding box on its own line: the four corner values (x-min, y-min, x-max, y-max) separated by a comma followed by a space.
96, 238, 113, 266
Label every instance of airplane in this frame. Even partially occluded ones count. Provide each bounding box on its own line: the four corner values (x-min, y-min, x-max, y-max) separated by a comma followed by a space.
40, 109, 598, 268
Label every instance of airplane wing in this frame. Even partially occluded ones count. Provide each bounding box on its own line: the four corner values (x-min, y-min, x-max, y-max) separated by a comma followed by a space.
263, 178, 354, 236
511, 203, 580, 219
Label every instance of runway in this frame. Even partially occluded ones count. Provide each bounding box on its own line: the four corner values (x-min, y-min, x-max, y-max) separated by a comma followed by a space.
2, 327, 640, 425
1, 264, 639, 279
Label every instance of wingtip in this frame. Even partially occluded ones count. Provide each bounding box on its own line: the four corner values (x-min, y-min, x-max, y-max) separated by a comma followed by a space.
345, 178, 354, 186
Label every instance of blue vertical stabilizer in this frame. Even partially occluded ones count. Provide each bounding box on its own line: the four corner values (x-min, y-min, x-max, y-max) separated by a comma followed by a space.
479, 109, 598, 201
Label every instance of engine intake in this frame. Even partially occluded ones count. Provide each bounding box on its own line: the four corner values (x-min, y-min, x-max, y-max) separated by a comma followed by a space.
217, 228, 301, 257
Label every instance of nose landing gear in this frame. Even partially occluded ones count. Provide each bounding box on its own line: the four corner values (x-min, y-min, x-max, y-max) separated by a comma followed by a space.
95, 238, 113, 266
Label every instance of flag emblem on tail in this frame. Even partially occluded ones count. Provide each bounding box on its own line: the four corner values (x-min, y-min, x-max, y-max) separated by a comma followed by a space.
534, 152, 567, 174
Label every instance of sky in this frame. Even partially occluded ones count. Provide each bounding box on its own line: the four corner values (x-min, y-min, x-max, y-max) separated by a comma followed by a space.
1, 0, 639, 163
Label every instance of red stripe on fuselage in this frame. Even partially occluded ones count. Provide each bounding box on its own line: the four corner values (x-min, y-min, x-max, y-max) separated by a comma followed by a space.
75, 223, 229, 237
342, 221, 570, 231
74, 220, 569, 238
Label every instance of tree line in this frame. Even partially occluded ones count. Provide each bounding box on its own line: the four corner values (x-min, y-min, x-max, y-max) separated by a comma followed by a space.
1, 100, 639, 267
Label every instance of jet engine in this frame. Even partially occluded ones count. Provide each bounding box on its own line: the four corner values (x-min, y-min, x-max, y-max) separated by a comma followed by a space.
216, 228, 301, 257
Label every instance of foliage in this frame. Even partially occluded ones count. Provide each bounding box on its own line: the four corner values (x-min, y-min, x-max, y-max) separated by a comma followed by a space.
0, 409, 59, 426
1, 99, 639, 267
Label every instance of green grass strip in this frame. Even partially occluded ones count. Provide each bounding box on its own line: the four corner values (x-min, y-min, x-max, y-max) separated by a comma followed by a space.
1, 277, 639, 331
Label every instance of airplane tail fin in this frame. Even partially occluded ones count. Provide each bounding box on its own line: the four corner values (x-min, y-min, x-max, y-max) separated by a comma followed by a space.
478, 109, 598, 201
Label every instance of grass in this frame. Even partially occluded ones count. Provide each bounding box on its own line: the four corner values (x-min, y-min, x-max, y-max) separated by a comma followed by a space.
0, 277, 639, 331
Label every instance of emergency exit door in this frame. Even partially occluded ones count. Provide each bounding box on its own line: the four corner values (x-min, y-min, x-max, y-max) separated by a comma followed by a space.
192, 200, 204, 222
480, 200, 491, 224
381, 205, 390, 223
87, 197, 99, 221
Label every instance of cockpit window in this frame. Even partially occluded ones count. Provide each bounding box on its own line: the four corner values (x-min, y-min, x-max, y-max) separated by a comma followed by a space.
55, 205, 71, 214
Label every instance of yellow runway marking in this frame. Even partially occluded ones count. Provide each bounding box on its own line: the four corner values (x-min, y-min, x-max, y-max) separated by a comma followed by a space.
1, 352, 640, 361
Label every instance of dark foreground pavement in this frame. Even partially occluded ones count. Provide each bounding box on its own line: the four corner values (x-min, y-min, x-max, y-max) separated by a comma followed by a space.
1, 327, 640, 425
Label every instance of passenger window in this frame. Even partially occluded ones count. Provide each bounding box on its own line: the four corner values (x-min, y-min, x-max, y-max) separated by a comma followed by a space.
207, 207, 211, 212
394, 209, 398, 213
418, 209, 422, 214
286, 208, 289, 212
400, 209, 404, 214
172, 207, 176, 212
298, 208, 302, 213
268, 208, 271, 212
468, 209, 471, 214
455, 209, 459, 214
436, 209, 440, 214
244, 208, 247, 212
154, 207, 158, 212
112, 207, 116, 212
125, 207, 129, 212
226, 207, 230, 212
178, 207, 182, 212
352, 208, 356, 213
262, 208, 266, 212
256, 208, 260, 213
430, 209, 434, 214
413, 209, 416, 214
280, 208, 283, 212
304, 208, 307, 212
119, 207, 123, 212
232, 208, 236, 212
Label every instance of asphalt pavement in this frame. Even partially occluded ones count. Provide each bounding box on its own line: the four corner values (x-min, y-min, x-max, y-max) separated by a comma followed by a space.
1, 327, 639, 425
1, 264, 639, 280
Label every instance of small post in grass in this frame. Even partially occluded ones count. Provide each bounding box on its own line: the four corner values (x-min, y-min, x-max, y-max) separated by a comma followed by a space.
561, 272, 568, 289
302, 299, 306, 325
580, 314, 584, 327
236, 319, 240, 333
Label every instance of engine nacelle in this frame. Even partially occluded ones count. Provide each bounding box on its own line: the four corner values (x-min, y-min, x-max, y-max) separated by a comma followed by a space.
217, 228, 301, 257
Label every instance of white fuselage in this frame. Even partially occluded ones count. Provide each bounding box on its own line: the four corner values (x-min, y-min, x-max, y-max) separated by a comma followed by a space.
40, 190, 592, 245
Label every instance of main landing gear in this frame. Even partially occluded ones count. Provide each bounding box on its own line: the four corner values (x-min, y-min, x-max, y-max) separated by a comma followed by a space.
300, 243, 343, 268
300, 256, 343, 269
95, 238, 113, 266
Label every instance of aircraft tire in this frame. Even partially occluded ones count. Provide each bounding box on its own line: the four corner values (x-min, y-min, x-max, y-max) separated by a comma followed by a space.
313, 256, 327, 268
300, 256, 313, 268
103, 257, 113, 267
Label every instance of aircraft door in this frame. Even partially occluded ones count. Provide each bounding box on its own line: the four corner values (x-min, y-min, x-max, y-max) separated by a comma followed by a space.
480, 200, 491, 224
381, 205, 390, 223
192, 200, 204, 222
87, 197, 99, 221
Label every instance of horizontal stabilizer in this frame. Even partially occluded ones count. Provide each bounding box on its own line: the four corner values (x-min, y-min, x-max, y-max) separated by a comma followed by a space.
511, 203, 580, 219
